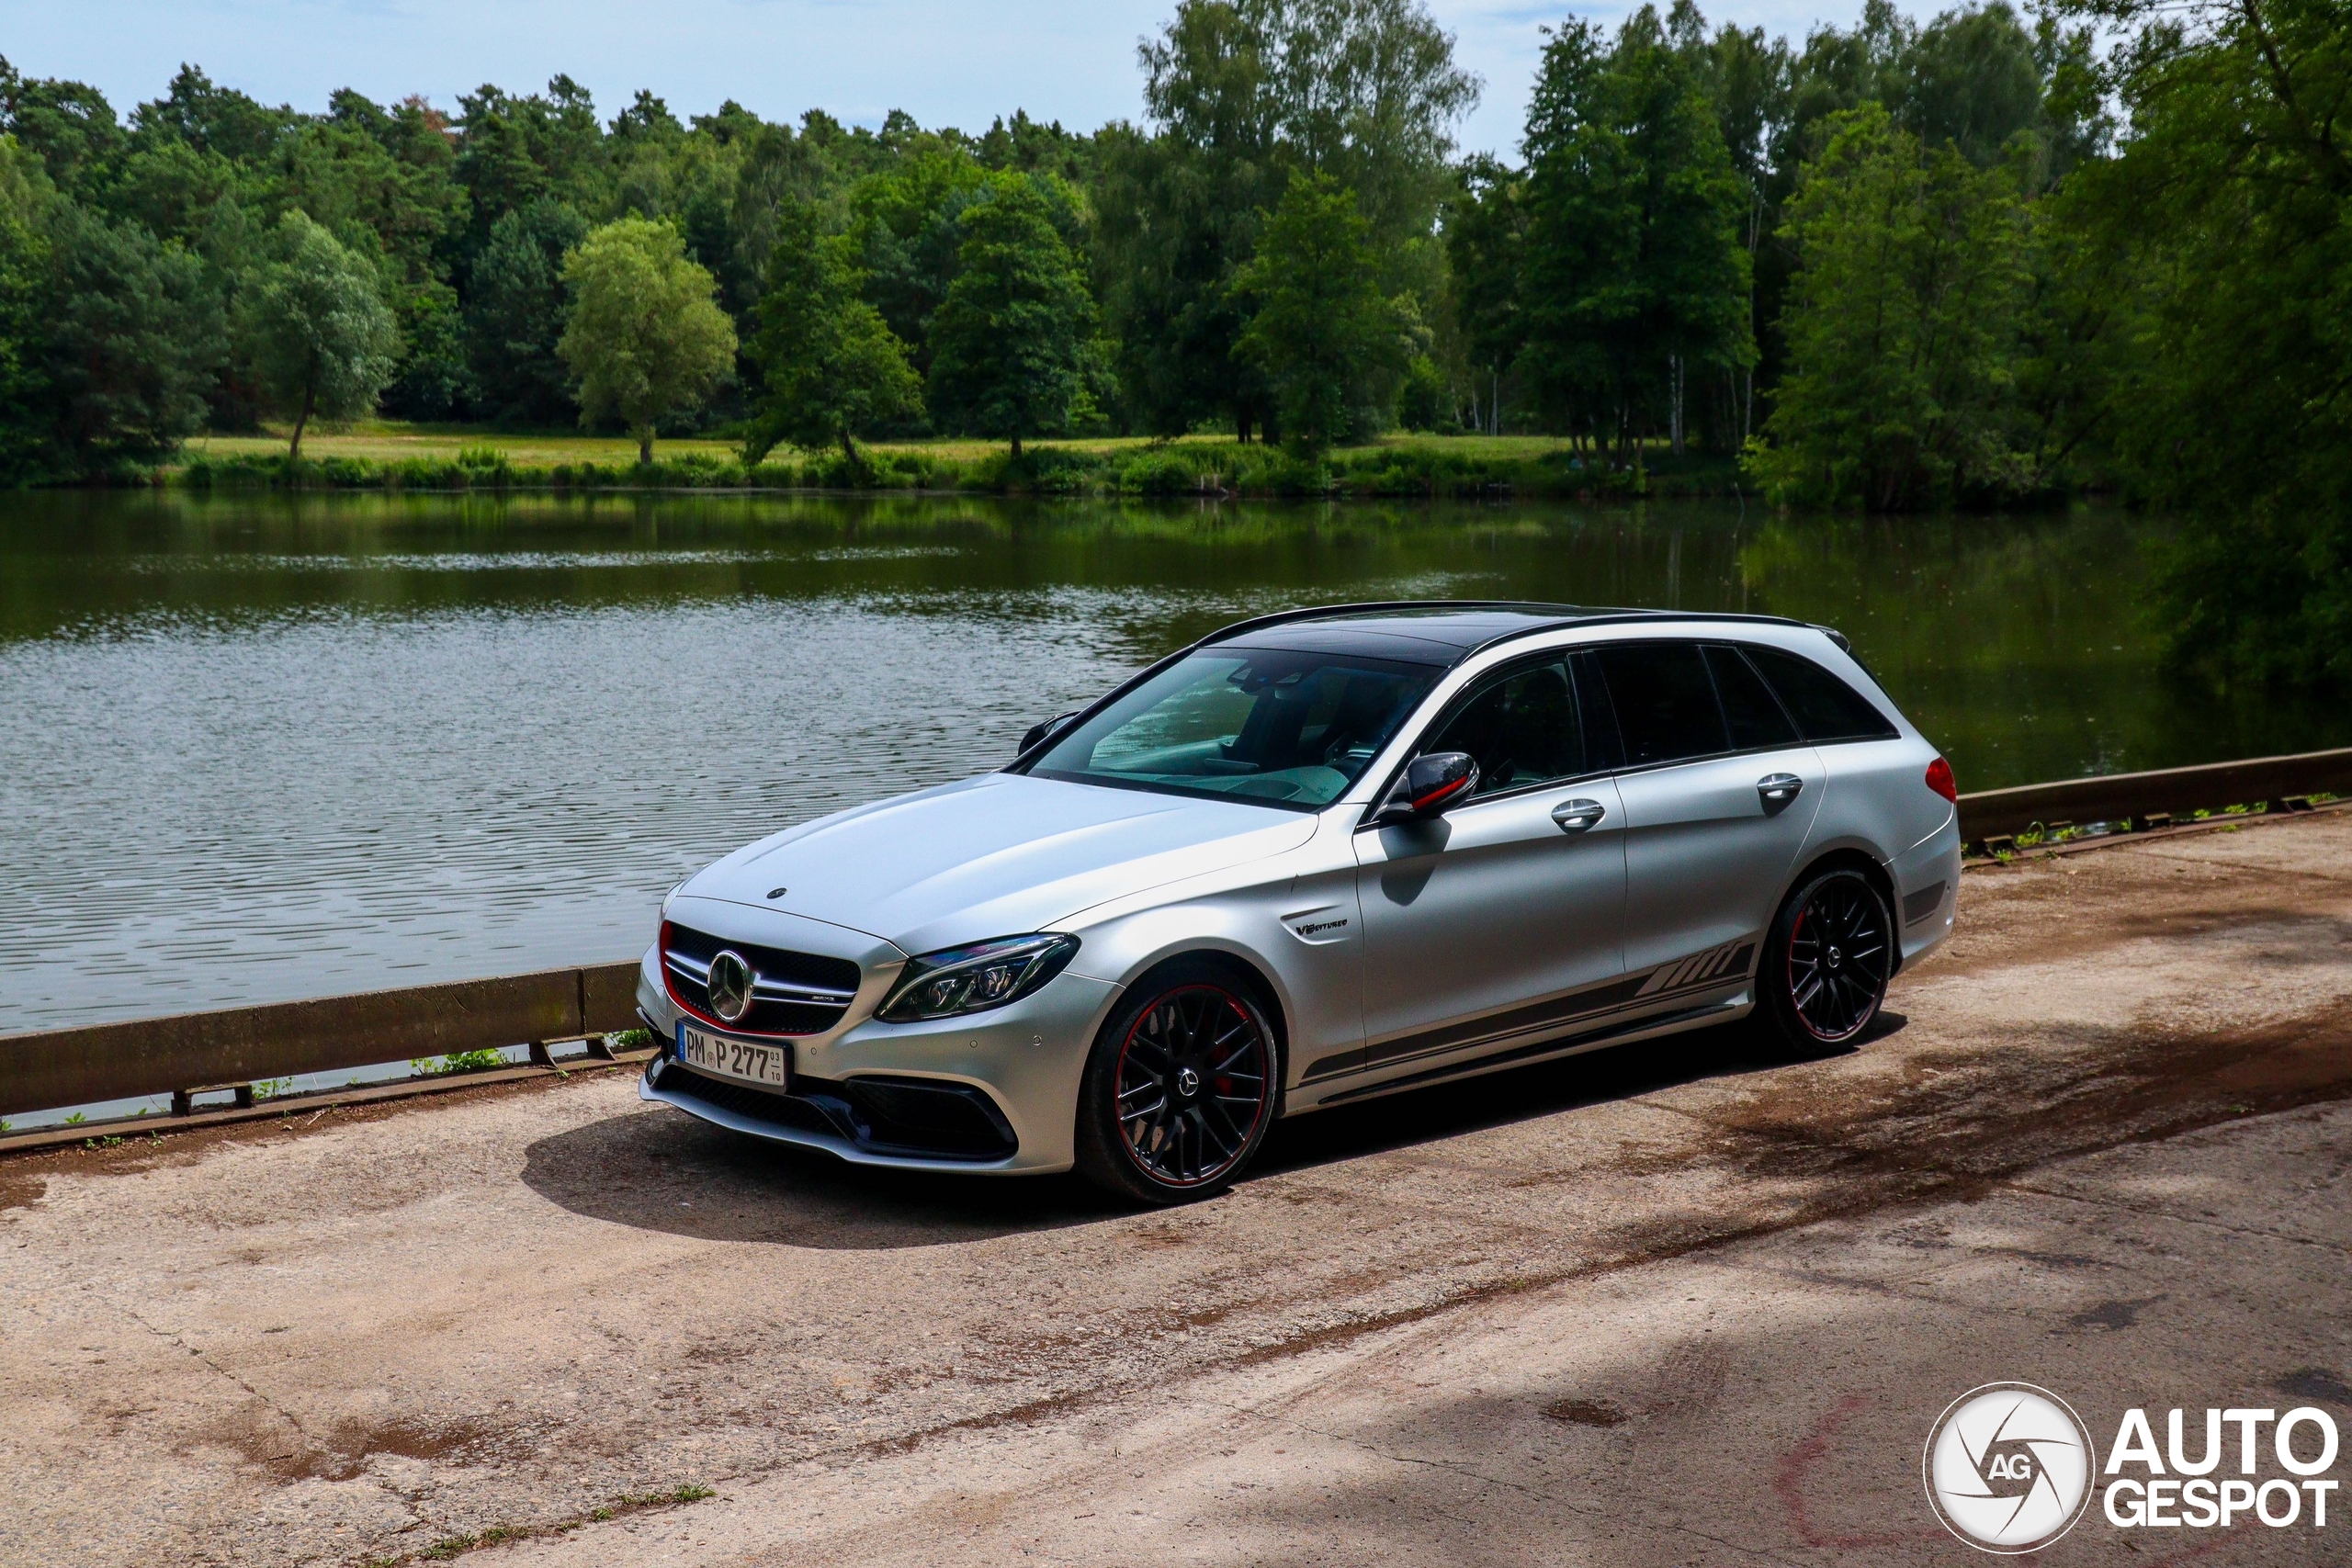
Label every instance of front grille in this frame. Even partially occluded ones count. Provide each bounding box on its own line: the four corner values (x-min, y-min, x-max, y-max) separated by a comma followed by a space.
662, 922, 862, 1036
658, 1064, 1018, 1163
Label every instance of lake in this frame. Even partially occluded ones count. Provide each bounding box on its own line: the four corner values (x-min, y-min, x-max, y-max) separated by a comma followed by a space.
6, 488, 2343, 1032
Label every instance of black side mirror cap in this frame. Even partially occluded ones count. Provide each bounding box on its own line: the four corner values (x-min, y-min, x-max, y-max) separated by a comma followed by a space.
1374, 751, 1479, 823
1020, 711, 1081, 756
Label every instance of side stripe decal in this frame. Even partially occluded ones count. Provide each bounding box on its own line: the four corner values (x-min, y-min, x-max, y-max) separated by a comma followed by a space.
1635, 939, 1751, 998
1330, 937, 1761, 1081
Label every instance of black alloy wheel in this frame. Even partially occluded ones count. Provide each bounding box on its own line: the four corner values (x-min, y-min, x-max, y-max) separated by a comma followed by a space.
1758, 867, 1893, 1052
1074, 963, 1277, 1204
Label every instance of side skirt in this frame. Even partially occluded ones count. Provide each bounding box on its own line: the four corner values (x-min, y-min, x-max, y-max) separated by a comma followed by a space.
1295, 994, 1750, 1111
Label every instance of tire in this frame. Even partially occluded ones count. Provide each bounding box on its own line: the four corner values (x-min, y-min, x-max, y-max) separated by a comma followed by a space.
1756, 865, 1894, 1055
1073, 959, 1281, 1205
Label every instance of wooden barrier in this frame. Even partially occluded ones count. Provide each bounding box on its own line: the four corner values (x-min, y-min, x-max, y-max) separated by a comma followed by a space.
1956, 746, 2352, 841
0, 962, 643, 1119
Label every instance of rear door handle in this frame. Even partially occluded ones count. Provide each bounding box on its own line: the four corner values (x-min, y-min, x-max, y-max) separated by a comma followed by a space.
1758, 773, 1804, 807
1551, 798, 1607, 833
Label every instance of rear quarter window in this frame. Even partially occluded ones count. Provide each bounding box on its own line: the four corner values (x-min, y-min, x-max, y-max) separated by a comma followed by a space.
1744, 646, 1900, 743
1590, 642, 1730, 765
1704, 645, 1802, 750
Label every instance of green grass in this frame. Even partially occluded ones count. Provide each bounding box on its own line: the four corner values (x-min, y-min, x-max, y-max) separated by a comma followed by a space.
409, 1048, 509, 1077
167, 423, 1745, 501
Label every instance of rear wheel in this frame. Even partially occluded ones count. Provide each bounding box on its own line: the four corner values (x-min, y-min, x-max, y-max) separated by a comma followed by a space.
1073, 961, 1279, 1205
1756, 866, 1893, 1054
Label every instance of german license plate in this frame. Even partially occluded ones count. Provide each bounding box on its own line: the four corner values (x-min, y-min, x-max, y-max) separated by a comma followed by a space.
678, 1023, 787, 1089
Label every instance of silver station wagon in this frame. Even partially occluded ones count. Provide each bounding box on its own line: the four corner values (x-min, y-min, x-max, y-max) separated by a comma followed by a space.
638, 603, 1961, 1203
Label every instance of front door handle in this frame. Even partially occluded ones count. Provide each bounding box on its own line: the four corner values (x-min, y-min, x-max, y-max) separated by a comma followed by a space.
1758, 773, 1804, 808
1551, 798, 1607, 833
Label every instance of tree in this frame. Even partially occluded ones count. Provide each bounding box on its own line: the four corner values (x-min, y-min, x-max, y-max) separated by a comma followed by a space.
741, 197, 920, 467
453, 77, 610, 253
465, 197, 586, 423
0, 60, 127, 202
40, 197, 226, 473
1231, 170, 1401, 455
1518, 10, 1753, 464
1745, 105, 2031, 508
1097, 5, 1283, 439
1445, 156, 1527, 434
2055, 0, 2352, 687
1673, 5, 1790, 443
0, 136, 55, 483
237, 210, 400, 457
842, 145, 995, 375
1100, 0, 1476, 441
556, 216, 736, 463
925, 175, 1093, 457
1261, 0, 1481, 247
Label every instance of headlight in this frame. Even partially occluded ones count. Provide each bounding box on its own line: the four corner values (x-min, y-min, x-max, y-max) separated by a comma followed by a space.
876, 933, 1080, 1022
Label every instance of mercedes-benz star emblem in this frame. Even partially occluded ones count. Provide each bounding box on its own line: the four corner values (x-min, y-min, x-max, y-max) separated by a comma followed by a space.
707, 950, 756, 1022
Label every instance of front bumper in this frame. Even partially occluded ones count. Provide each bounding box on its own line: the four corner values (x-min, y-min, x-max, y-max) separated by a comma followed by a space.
637, 945, 1120, 1174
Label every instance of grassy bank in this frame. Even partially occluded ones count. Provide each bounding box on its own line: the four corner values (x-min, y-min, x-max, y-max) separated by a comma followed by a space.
171, 427, 1745, 501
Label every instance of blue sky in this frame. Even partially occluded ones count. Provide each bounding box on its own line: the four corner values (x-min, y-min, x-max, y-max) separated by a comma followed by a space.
10, 0, 1887, 160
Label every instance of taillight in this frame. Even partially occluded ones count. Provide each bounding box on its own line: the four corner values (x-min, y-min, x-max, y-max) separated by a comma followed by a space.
1925, 756, 1958, 805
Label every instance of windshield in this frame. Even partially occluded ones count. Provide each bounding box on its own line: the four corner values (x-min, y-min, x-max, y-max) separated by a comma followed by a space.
1028, 648, 1442, 809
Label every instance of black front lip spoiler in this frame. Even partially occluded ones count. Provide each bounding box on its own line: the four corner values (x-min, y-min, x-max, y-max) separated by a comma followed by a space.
644, 1057, 1019, 1166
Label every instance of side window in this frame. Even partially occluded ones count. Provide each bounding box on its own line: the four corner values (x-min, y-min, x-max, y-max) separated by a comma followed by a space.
1744, 646, 1900, 743
1422, 656, 1586, 798
1591, 642, 1729, 766
1705, 645, 1802, 750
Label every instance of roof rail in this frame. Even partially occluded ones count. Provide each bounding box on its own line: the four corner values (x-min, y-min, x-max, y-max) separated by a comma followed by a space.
1195, 600, 1595, 647
1455, 607, 1820, 660
1197, 601, 1835, 651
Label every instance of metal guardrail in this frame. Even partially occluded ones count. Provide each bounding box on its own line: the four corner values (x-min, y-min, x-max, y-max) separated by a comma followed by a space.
0, 962, 641, 1120
2, 745, 2346, 1131
1954, 746, 2352, 841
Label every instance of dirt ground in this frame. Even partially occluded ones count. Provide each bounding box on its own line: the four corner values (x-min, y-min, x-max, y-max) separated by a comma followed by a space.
4, 815, 2349, 1566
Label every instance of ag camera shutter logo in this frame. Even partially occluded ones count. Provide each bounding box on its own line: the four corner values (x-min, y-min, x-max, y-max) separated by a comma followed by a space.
1923, 1382, 2098, 1552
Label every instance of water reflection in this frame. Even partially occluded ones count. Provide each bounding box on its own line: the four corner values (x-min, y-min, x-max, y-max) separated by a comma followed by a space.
3, 490, 2339, 1029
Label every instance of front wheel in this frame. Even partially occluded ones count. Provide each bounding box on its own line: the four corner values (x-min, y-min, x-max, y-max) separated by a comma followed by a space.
1756, 867, 1893, 1054
1073, 962, 1279, 1205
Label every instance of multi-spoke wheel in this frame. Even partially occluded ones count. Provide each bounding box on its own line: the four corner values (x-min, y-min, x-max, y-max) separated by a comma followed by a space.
1074, 962, 1278, 1204
1757, 867, 1893, 1053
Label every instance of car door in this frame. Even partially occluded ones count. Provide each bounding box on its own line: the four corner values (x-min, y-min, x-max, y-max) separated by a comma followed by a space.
1349, 652, 1629, 1081
1590, 641, 1826, 989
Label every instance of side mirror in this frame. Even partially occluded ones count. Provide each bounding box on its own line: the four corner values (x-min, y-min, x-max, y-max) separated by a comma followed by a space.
1020, 711, 1080, 756
1375, 751, 1480, 823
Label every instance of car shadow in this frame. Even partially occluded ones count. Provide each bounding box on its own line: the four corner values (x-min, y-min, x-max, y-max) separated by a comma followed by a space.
1250, 1011, 1905, 1179
520, 1012, 1905, 1249
519, 1100, 1116, 1250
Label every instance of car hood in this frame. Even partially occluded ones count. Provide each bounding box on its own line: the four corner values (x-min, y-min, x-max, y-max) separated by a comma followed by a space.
677, 773, 1318, 955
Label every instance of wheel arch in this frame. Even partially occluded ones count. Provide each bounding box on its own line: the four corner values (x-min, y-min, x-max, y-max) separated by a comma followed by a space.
1114, 947, 1294, 1105
1782, 846, 1903, 976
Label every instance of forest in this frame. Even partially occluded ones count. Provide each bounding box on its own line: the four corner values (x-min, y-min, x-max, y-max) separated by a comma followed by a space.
0, 0, 2346, 685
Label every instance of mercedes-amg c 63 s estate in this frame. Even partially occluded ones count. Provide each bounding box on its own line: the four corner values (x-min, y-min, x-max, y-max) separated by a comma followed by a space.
638, 603, 1961, 1203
